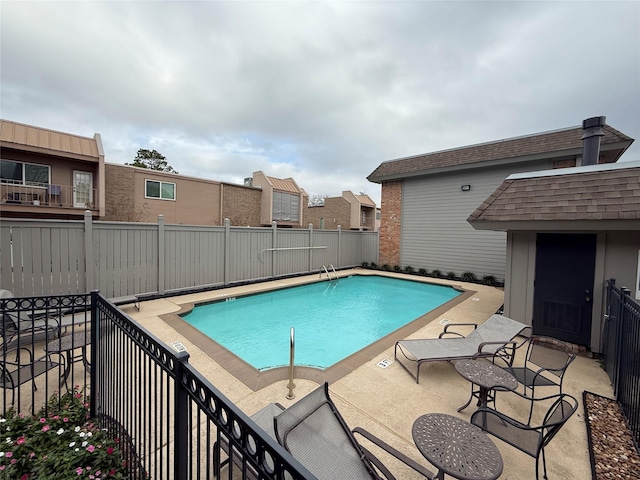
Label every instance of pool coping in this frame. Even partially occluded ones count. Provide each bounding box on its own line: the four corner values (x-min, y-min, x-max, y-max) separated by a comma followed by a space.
160, 273, 475, 391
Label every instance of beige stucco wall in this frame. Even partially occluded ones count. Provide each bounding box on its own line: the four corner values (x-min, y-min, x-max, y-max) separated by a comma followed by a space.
504, 230, 640, 353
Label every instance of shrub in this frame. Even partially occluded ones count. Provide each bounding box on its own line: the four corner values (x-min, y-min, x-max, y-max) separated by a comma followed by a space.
0, 388, 131, 479
417, 268, 429, 276
361, 262, 370, 269
461, 271, 477, 282
381, 264, 391, 271
482, 275, 497, 286
404, 266, 415, 275
447, 272, 456, 280
393, 265, 402, 273
431, 269, 442, 278
370, 262, 378, 270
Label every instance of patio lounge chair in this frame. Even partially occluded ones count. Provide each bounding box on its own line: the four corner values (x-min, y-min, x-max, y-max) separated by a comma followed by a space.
394, 314, 529, 383
273, 382, 434, 480
216, 383, 434, 480
470, 393, 578, 480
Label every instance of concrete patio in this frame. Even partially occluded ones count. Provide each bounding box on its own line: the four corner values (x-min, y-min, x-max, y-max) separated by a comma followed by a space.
124, 269, 614, 479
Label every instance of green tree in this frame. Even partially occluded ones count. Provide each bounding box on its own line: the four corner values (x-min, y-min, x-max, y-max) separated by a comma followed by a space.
127, 148, 178, 173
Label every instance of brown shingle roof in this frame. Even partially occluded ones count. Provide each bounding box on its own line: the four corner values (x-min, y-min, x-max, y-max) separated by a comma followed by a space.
368, 124, 633, 183
0, 119, 101, 160
467, 163, 640, 228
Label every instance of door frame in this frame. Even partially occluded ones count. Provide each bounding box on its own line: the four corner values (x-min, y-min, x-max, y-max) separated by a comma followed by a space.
73, 170, 94, 208
532, 233, 597, 346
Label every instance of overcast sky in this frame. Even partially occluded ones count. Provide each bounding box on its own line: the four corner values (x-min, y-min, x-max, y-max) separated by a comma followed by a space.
2, 1, 639, 205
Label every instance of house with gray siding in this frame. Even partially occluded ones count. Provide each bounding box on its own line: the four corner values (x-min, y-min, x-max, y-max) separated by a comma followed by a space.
367, 117, 633, 282
467, 160, 640, 353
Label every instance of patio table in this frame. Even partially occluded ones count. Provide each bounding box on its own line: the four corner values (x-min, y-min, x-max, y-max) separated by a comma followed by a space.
46, 331, 91, 388
412, 413, 503, 480
454, 358, 517, 412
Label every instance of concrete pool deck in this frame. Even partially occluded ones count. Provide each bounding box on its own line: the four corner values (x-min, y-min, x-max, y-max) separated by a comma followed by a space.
124, 269, 615, 479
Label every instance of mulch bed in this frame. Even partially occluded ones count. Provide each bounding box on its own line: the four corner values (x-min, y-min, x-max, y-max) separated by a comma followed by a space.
583, 391, 640, 479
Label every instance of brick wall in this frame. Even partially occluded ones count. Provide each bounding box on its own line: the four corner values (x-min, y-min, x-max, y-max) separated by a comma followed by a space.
379, 180, 401, 266
104, 164, 139, 221
304, 197, 350, 230
222, 184, 262, 226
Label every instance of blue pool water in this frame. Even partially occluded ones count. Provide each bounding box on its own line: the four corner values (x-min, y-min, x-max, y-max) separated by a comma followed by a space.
182, 275, 461, 370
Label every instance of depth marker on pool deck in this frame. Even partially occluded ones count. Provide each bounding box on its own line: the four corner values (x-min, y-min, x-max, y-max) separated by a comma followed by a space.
171, 341, 187, 353
377, 358, 393, 368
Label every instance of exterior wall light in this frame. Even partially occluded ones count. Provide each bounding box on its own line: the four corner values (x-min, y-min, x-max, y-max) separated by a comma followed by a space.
461, 185, 471, 191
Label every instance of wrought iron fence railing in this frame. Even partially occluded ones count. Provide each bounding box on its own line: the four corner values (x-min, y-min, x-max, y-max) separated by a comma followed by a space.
1, 291, 314, 479
603, 278, 640, 451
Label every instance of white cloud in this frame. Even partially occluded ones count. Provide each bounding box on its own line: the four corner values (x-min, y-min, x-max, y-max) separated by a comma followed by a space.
1, 1, 638, 206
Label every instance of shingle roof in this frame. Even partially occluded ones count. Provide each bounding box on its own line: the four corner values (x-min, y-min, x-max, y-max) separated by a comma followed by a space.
367, 124, 633, 183
0, 119, 101, 160
467, 163, 640, 229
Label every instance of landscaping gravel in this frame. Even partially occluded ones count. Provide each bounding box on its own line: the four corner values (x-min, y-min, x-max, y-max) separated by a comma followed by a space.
584, 392, 640, 479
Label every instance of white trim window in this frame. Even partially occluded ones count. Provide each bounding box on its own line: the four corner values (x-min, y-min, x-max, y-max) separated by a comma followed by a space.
145, 179, 176, 200
0, 159, 50, 186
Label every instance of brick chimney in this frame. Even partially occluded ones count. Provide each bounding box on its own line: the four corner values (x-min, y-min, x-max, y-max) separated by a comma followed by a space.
581, 116, 606, 166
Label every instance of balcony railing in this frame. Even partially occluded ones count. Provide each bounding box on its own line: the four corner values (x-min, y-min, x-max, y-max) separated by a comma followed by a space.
1, 183, 97, 210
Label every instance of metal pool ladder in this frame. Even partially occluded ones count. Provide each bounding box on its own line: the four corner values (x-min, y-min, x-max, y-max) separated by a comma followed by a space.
320, 264, 339, 282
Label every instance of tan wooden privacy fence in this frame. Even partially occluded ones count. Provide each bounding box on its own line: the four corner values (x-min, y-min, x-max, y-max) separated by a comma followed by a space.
0, 212, 379, 298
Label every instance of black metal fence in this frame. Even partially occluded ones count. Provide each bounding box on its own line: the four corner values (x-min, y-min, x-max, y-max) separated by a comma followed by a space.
603, 278, 640, 451
0, 292, 92, 414
1, 292, 314, 479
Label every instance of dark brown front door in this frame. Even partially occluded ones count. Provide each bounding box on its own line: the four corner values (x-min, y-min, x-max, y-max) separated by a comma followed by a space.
533, 233, 596, 346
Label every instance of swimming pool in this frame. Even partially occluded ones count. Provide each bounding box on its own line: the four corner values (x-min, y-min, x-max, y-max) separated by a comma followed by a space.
181, 275, 462, 370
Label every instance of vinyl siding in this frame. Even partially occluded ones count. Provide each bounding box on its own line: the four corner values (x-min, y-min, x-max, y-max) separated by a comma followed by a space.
400, 161, 550, 280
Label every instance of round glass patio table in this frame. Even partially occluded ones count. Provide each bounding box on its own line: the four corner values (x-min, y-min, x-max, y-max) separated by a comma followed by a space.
412, 413, 503, 480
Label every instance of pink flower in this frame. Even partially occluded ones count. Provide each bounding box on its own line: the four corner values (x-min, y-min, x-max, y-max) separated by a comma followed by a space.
87, 445, 95, 453
63, 417, 69, 422
21, 474, 29, 480
39, 418, 46, 423
106, 447, 114, 455
16, 436, 25, 445
0, 466, 4, 471
29, 452, 35, 458
76, 467, 83, 475
5, 452, 13, 458
10, 459, 16, 465
42, 425, 50, 432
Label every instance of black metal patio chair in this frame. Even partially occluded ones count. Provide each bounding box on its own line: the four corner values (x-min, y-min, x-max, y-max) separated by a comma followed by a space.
470, 393, 578, 480
0, 346, 62, 409
497, 336, 576, 423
